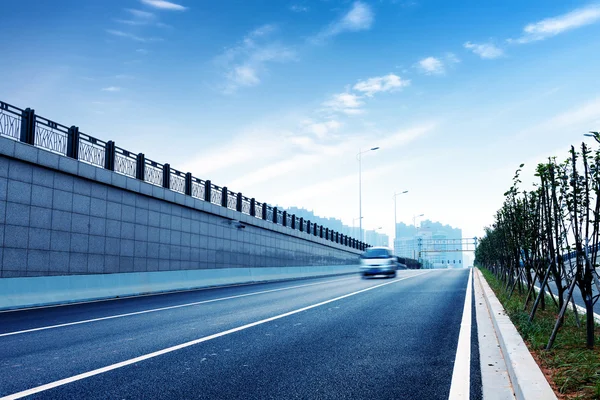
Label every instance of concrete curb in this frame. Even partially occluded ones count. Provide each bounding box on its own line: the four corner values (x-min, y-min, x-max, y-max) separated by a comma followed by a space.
475, 268, 557, 400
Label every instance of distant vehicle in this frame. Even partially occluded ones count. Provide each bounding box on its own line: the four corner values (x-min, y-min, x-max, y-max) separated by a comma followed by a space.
359, 247, 397, 278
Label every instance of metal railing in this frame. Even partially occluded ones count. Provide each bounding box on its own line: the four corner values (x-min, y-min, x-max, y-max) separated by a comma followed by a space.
0, 99, 369, 251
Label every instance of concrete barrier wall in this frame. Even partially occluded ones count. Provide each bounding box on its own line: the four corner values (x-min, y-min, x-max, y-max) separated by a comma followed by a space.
0, 265, 359, 310
0, 136, 361, 284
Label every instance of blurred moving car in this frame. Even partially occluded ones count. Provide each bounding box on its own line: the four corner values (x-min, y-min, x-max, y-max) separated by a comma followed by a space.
359, 247, 398, 278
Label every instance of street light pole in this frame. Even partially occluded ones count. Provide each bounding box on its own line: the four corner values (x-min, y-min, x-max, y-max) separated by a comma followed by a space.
357, 147, 379, 242
392, 190, 409, 239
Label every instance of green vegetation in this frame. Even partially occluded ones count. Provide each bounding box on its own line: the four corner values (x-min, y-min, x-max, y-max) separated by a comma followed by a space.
481, 267, 600, 399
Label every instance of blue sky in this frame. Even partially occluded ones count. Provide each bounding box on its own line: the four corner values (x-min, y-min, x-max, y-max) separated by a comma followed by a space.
2, 0, 600, 255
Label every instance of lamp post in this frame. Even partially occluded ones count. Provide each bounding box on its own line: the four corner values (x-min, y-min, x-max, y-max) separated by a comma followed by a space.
357, 147, 380, 242
413, 213, 424, 229
392, 190, 409, 239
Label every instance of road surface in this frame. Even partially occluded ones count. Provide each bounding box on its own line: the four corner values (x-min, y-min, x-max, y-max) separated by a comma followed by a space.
0, 269, 481, 399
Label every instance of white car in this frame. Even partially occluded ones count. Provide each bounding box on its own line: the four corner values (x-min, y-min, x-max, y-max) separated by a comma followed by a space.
359, 247, 398, 278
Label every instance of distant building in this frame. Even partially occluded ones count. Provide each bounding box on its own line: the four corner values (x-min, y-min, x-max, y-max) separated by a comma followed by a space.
283, 206, 388, 246
394, 220, 463, 268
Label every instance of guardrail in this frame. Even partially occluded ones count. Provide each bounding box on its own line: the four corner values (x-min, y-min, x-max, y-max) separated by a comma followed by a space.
0, 100, 370, 251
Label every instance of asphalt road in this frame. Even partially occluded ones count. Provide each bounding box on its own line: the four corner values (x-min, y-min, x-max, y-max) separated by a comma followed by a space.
0, 269, 480, 399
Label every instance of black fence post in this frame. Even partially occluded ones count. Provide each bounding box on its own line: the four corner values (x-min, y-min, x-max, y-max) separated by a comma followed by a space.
250, 198, 256, 216
104, 140, 116, 171
221, 187, 228, 207
67, 126, 79, 159
184, 172, 192, 195
291, 215, 296, 229
325, 228, 329, 240
162, 163, 170, 188
136, 153, 146, 181
273, 207, 278, 224
262, 204, 267, 220
19, 108, 36, 145
320, 226, 323, 238
314, 224, 318, 236
306, 220, 310, 234
204, 180, 211, 202
236, 193, 242, 212
299, 218, 304, 232
282, 211, 287, 227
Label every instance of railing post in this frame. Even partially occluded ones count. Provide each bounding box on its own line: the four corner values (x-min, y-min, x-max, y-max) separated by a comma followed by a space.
104, 140, 115, 171
250, 198, 256, 216
204, 180, 211, 202
273, 207, 278, 224
221, 187, 228, 207
162, 163, 170, 188
236, 193, 242, 212
136, 153, 146, 181
184, 172, 192, 195
325, 228, 329, 240
262, 203, 267, 220
314, 224, 318, 236
306, 220, 310, 234
299, 217, 304, 232
291, 215, 296, 229
320, 226, 323, 238
282, 211, 287, 227
19, 108, 36, 145
67, 126, 79, 159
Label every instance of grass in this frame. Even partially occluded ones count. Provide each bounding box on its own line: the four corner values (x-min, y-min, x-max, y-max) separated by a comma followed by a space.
480, 268, 600, 400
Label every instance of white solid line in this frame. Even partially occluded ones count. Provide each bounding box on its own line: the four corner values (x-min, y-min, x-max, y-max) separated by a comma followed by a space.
448, 268, 473, 400
0, 276, 357, 338
0, 271, 432, 400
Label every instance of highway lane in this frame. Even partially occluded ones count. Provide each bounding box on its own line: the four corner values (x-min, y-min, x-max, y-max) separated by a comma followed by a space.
0, 269, 479, 399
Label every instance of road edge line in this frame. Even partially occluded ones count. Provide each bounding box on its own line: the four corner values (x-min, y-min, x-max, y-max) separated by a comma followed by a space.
448, 267, 472, 399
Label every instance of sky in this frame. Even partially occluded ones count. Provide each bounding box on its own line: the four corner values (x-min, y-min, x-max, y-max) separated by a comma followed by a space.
2, 0, 600, 257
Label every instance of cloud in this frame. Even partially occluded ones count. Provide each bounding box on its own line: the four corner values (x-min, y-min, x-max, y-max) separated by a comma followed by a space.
417, 57, 444, 75
101, 86, 121, 92
353, 74, 410, 97
136, 48, 149, 54
303, 119, 342, 138
290, 4, 309, 13
140, 0, 187, 11
322, 93, 365, 115
106, 29, 161, 42
416, 54, 458, 75
127, 9, 155, 19
313, 1, 374, 42
464, 42, 504, 59
510, 4, 600, 44
216, 24, 297, 93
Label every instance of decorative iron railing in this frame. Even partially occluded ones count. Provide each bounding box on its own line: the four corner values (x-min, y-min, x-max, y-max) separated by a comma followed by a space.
0, 102, 21, 140
34, 116, 69, 156
0, 99, 368, 251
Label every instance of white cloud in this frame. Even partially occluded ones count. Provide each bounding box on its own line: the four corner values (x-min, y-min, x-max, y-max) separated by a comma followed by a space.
106, 29, 161, 43
228, 65, 260, 87
464, 42, 504, 59
140, 0, 187, 11
322, 93, 365, 115
510, 4, 600, 44
353, 74, 410, 97
290, 4, 309, 13
136, 48, 149, 54
313, 1, 374, 42
127, 9, 155, 19
217, 24, 297, 93
101, 86, 121, 92
303, 120, 342, 138
417, 57, 444, 75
